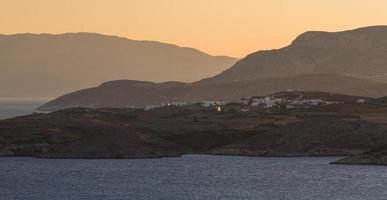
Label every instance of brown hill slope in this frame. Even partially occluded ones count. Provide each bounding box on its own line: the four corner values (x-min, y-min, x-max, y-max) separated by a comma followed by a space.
202, 26, 387, 84
38, 74, 387, 111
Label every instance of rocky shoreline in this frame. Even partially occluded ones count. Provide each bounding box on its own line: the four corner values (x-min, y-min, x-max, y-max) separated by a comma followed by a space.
332, 145, 387, 165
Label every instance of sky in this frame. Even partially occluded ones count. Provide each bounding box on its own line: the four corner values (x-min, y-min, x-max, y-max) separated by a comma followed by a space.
1, 0, 387, 57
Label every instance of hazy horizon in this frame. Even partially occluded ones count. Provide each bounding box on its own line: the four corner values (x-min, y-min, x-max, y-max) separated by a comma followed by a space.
2, 0, 387, 57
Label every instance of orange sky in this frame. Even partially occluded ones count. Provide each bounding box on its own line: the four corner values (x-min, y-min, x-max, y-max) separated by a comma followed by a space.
1, 0, 387, 57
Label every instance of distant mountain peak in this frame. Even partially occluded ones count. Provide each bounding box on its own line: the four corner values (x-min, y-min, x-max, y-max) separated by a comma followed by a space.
291, 25, 387, 47
0, 32, 237, 97
207, 25, 387, 84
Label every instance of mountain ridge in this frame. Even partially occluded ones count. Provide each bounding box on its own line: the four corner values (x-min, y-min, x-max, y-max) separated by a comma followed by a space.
0, 32, 237, 97
203, 25, 387, 84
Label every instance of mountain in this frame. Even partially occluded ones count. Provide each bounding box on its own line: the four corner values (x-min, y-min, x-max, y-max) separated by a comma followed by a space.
202, 26, 387, 84
0, 33, 237, 97
39, 80, 187, 110
39, 26, 387, 110
38, 74, 387, 111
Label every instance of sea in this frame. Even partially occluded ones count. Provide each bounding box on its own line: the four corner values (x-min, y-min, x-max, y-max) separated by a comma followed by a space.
1, 155, 387, 200
0, 98, 49, 119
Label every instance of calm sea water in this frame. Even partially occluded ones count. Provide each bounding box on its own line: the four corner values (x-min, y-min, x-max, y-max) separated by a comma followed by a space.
0, 98, 48, 119
1, 155, 387, 200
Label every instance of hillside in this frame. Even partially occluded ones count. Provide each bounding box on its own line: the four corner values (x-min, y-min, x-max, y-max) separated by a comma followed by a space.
38, 74, 387, 111
0, 33, 237, 97
4, 95, 387, 162
203, 26, 387, 84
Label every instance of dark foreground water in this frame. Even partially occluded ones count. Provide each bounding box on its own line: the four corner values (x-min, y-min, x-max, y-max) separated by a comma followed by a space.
0, 98, 48, 119
1, 156, 387, 200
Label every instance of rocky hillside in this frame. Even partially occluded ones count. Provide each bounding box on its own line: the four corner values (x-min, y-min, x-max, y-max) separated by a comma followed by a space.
204, 26, 387, 84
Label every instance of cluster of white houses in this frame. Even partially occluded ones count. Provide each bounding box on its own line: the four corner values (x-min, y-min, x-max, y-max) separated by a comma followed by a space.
143, 95, 366, 112
144, 100, 228, 111
245, 96, 337, 109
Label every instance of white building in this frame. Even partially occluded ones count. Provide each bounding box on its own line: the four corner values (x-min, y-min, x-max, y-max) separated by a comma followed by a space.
240, 108, 250, 112
144, 105, 160, 111
357, 99, 365, 104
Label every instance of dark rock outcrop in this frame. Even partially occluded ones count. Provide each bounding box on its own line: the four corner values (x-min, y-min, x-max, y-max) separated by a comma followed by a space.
333, 145, 387, 165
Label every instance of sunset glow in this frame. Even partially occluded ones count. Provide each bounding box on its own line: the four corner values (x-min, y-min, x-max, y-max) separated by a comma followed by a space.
2, 0, 387, 57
